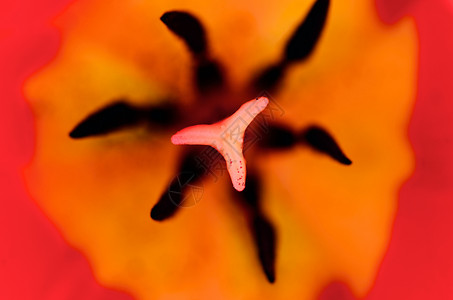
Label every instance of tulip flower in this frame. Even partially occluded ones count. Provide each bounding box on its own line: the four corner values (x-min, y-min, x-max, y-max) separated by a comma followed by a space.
2, 0, 453, 299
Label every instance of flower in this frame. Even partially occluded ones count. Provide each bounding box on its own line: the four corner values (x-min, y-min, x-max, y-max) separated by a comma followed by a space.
25, 0, 418, 299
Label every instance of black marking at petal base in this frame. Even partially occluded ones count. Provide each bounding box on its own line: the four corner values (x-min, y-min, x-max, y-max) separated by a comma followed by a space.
145, 102, 180, 127
253, 214, 277, 283
151, 148, 208, 221
240, 172, 261, 209
69, 102, 142, 138
300, 126, 352, 165
252, 64, 285, 92
258, 123, 297, 150
284, 0, 330, 63
160, 11, 207, 56
196, 60, 225, 93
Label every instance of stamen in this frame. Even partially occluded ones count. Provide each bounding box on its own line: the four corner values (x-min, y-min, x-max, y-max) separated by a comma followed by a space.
253, 214, 277, 283
69, 101, 179, 138
233, 172, 277, 283
250, 0, 330, 92
151, 148, 207, 221
160, 11, 207, 56
284, 0, 330, 63
258, 123, 297, 149
300, 126, 352, 165
161, 11, 225, 94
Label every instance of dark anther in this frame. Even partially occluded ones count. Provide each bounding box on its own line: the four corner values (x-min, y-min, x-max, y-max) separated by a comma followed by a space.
284, 0, 330, 63
160, 11, 207, 56
233, 173, 276, 283
69, 102, 141, 138
300, 126, 352, 165
69, 101, 179, 139
151, 148, 208, 221
253, 214, 277, 283
250, 0, 330, 93
161, 11, 226, 95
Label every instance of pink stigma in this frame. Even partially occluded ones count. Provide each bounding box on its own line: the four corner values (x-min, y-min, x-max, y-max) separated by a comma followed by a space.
171, 97, 269, 191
